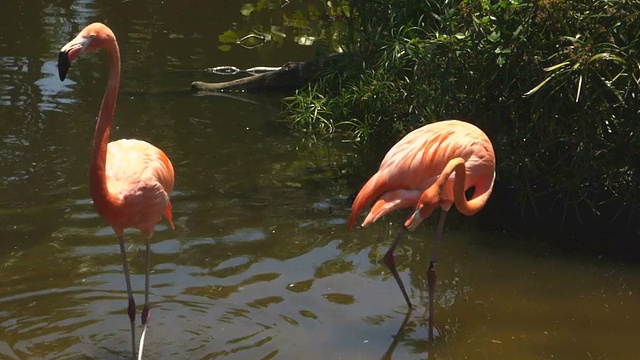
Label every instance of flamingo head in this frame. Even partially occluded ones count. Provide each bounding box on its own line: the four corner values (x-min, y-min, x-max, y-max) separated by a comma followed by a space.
58, 22, 116, 81
404, 186, 440, 231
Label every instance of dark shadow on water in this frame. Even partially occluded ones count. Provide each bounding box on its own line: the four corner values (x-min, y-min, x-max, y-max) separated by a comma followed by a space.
479, 180, 640, 262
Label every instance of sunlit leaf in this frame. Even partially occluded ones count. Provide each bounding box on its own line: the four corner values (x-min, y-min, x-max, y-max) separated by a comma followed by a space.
524, 72, 558, 96
240, 3, 256, 16
488, 31, 500, 42
575, 74, 583, 102
218, 30, 238, 44
295, 35, 316, 46
543, 61, 570, 72
588, 52, 626, 64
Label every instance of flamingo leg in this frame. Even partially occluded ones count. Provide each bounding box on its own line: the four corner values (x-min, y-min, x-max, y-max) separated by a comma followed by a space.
117, 235, 137, 358
383, 227, 413, 309
138, 236, 152, 360
427, 209, 448, 340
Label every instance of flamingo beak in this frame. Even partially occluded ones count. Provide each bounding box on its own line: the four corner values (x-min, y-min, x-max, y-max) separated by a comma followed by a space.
57, 51, 70, 81
58, 35, 91, 81
404, 205, 423, 231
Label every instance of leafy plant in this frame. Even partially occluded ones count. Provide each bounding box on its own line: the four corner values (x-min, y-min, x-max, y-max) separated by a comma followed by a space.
217, 0, 348, 52
284, 0, 640, 239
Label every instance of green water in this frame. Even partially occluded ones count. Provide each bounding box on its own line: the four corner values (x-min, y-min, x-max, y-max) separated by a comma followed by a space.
0, 1, 639, 359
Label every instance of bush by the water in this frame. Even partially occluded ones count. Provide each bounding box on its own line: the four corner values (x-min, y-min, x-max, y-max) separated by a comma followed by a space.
285, 0, 640, 246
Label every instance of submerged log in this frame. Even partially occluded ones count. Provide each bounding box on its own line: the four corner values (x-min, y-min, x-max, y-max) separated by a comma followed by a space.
191, 53, 343, 93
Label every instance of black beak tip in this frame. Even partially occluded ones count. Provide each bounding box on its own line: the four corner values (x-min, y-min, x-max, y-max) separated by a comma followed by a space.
58, 51, 70, 81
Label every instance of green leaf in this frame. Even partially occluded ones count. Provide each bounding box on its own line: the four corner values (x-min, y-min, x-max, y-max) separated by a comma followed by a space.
588, 53, 626, 64
488, 31, 501, 42
524, 72, 558, 96
575, 74, 583, 102
240, 3, 256, 17
543, 61, 570, 72
218, 30, 238, 44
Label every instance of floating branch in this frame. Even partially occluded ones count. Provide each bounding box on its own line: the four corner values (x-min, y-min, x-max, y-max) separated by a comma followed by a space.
191, 53, 343, 93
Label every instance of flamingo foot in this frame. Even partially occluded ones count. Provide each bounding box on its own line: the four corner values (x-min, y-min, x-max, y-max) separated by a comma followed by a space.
384, 250, 413, 309
427, 261, 437, 341
141, 305, 150, 325
127, 297, 137, 357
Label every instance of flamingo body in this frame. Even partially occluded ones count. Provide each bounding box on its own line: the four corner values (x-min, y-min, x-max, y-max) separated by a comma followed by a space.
58, 22, 174, 358
103, 139, 175, 236
347, 119, 495, 339
349, 120, 495, 229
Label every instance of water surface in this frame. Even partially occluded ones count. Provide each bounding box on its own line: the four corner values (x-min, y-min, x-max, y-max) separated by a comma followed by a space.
1, 1, 639, 359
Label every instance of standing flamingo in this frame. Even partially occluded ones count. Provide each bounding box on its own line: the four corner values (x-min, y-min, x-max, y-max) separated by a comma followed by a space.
348, 119, 495, 338
58, 23, 175, 359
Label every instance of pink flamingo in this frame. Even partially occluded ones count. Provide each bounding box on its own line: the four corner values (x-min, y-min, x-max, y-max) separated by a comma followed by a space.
348, 119, 495, 338
58, 23, 175, 358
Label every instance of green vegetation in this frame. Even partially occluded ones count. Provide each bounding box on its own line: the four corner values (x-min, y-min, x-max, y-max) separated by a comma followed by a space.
217, 0, 347, 52
284, 0, 640, 242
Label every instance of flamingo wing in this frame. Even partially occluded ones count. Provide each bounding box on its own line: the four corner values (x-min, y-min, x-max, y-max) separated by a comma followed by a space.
105, 139, 175, 233
348, 120, 495, 229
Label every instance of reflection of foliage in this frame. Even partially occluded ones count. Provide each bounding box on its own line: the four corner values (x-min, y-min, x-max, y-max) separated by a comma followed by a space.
218, 0, 349, 52
284, 0, 640, 242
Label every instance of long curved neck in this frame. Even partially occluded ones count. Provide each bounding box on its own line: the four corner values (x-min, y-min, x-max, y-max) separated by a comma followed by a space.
436, 158, 492, 216
90, 40, 121, 215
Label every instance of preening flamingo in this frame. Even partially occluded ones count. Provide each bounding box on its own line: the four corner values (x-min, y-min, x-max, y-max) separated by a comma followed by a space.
348, 119, 495, 338
58, 23, 175, 358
